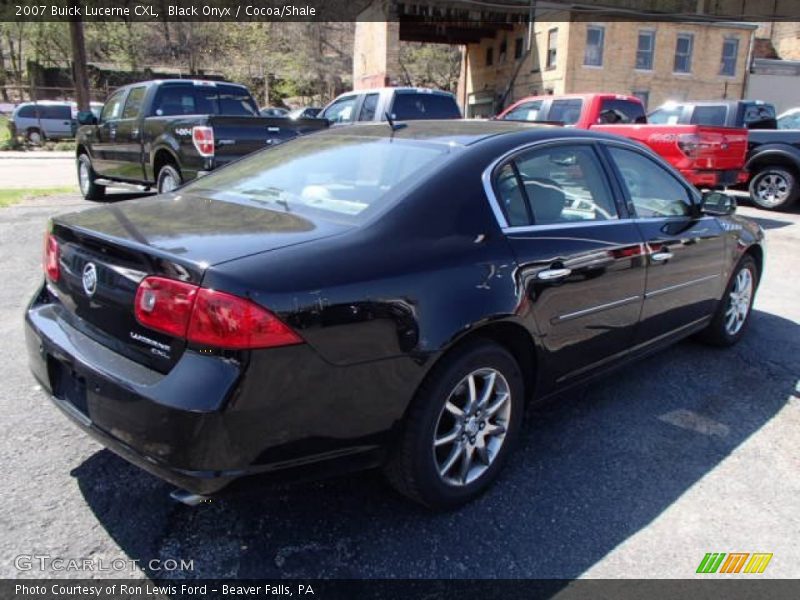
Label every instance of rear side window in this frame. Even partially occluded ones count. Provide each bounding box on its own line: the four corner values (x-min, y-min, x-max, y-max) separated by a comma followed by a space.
17, 105, 36, 118
390, 92, 461, 120
501, 100, 543, 121
122, 87, 146, 119
598, 99, 646, 124
39, 105, 71, 119
496, 144, 618, 226
548, 99, 583, 125
648, 104, 684, 125
690, 105, 727, 126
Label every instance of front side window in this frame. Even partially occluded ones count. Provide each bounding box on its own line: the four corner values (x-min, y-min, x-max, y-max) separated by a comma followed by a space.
547, 29, 558, 69
636, 31, 655, 70
496, 144, 618, 226
720, 37, 739, 76
501, 100, 543, 122
674, 33, 694, 73
609, 147, 693, 218
100, 90, 126, 122
358, 93, 379, 121
122, 87, 146, 119
648, 104, 684, 125
549, 99, 583, 125
321, 95, 358, 124
514, 37, 524, 60
486, 46, 494, 66
584, 26, 605, 67
185, 136, 448, 222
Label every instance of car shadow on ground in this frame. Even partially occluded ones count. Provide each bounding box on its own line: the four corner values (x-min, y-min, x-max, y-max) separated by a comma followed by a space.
70, 309, 797, 580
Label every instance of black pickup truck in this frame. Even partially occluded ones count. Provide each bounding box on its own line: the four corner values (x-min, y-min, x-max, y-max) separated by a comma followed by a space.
76, 79, 327, 200
649, 99, 800, 210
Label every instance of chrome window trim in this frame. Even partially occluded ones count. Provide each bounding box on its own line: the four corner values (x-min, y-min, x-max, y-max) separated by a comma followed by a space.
482, 136, 656, 233
555, 295, 641, 323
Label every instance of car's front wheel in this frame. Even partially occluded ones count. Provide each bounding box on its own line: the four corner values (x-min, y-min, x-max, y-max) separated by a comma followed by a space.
749, 167, 799, 211
698, 255, 758, 346
385, 340, 524, 509
77, 154, 105, 201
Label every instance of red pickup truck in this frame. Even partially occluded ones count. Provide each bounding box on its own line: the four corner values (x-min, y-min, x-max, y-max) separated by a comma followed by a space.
497, 93, 748, 188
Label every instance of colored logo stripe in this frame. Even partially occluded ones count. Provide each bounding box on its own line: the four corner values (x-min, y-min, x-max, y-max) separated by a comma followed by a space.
697, 552, 773, 574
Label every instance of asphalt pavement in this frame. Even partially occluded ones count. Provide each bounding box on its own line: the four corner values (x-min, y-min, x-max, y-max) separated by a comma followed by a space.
0, 152, 76, 189
0, 191, 797, 580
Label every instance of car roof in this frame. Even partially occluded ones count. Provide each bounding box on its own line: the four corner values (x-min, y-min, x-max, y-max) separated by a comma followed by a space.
314, 119, 631, 147
337, 87, 456, 97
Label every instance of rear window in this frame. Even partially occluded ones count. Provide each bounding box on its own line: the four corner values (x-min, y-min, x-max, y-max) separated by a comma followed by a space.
690, 105, 728, 126
184, 135, 450, 223
548, 99, 583, 125
152, 84, 257, 117
390, 92, 461, 120
598, 99, 646, 124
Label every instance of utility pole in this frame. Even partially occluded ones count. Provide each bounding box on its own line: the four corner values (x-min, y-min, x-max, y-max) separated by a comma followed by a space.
69, 10, 90, 111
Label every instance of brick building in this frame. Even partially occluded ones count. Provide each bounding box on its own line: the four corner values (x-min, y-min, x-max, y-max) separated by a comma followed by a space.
458, 17, 757, 117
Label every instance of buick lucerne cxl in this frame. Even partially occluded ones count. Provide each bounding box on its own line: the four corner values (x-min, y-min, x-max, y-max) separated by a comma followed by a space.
26, 122, 764, 508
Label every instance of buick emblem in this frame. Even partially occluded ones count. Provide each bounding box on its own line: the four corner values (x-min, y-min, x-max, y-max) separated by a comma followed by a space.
82, 262, 98, 297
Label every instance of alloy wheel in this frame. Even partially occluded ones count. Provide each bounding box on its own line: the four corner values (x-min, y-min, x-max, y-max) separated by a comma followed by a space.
432, 368, 511, 486
78, 161, 90, 196
755, 173, 790, 208
160, 173, 178, 193
725, 267, 753, 336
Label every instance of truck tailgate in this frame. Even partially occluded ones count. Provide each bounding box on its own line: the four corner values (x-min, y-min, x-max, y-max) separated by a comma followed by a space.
210, 116, 328, 163
592, 124, 748, 172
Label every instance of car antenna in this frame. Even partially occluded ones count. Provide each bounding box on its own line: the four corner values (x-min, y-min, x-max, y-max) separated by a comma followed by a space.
385, 112, 407, 133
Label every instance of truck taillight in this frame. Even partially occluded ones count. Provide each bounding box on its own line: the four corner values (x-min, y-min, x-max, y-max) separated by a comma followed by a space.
192, 126, 214, 157
134, 276, 302, 350
677, 133, 713, 158
44, 233, 60, 282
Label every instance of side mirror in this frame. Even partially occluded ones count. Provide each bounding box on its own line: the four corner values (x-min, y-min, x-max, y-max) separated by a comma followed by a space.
701, 191, 736, 216
77, 111, 97, 125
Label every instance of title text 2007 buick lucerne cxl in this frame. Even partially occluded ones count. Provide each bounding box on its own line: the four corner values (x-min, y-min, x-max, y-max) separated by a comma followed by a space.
26, 122, 764, 508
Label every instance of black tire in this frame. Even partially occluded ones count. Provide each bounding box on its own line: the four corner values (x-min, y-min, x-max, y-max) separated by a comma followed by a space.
156, 163, 182, 194
77, 153, 105, 201
697, 255, 758, 347
384, 339, 525, 509
749, 167, 799, 211
26, 128, 44, 145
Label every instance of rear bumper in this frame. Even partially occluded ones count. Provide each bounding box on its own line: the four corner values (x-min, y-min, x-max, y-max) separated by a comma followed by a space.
681, 169, 742, 188
25, 289, 408, 495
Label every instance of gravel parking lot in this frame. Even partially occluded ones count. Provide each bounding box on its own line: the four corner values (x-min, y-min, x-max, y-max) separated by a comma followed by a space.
1, 192, 798, 580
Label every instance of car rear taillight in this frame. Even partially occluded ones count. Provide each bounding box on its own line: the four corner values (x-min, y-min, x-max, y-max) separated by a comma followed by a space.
192, 126, 214, 157
134, 276, 302, 350
134, 277, 197, 338
44, 233, 60, 282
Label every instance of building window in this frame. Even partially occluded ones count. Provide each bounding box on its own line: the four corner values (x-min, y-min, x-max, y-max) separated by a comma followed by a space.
636, 30, 655, 70
584, 25, 605, 67
547, 28, 558, 69
720, 37, 739, 76
499, 38, 507, 63
674, 33, 694, 73
514, 37, 524, 60
632, 90, 650, 109
486, 46, 494, 66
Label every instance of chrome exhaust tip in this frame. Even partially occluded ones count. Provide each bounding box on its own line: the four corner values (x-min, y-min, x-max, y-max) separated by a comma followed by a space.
169, 488, 210, 507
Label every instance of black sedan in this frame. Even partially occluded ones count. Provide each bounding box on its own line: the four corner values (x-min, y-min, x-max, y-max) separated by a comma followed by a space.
25, 122, 764, 508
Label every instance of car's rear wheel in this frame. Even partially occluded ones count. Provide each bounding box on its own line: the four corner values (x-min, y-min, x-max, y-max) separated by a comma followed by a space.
77, 154, 105, 201
749, 167, 799, 210
384, 340, 524, 509
698, 255, 758, 346
26, 128, 44, 145
157, 164, 182, 194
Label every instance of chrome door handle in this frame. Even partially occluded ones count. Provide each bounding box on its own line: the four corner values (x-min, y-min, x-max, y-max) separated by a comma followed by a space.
537, 268, 572, 281
650, 251, 674, 262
